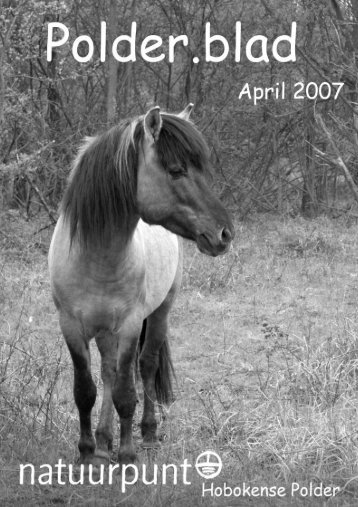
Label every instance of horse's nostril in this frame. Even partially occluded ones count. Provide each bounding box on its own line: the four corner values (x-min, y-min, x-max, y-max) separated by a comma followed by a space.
220, 227, 232, 244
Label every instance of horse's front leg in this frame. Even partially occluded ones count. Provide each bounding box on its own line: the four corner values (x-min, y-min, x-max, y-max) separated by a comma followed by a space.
60, 313, 97, 465
112, 317, 142, 465
94, 331, 118, 465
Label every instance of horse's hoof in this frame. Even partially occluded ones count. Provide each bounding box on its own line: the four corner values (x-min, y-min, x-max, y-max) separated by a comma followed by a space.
78, 454, 95, 466
93, 450, 110, 467
118, 451, 137, 466
141, 440, 161, 450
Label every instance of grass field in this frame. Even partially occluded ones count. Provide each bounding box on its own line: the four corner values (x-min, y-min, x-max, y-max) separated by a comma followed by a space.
2, 209, 358, 506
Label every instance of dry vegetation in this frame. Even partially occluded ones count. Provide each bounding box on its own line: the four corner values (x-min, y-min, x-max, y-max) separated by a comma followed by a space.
2, 210, 358, 506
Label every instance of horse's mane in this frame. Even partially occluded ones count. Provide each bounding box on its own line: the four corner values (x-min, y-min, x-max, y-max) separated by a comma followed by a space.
61, 113, 210, 248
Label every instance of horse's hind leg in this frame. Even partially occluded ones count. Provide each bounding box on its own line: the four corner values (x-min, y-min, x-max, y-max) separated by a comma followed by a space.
139, 306, 173, 448
60, 313, 97, 464
94, 331, 117, 463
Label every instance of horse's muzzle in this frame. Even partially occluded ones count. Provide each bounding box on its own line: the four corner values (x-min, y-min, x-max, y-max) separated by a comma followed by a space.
196, 225, 234, 257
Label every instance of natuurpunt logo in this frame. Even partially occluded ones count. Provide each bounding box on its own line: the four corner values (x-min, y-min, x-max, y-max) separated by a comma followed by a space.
18, 452, 341, 500
19, 451, 223, 492
195, 451, 222, 479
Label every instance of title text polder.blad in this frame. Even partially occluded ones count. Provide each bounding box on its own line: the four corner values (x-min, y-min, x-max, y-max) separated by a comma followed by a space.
47, 21, 296, 64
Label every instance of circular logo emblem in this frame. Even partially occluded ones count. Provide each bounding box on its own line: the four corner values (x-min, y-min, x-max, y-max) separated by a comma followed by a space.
195, 451, 222, 479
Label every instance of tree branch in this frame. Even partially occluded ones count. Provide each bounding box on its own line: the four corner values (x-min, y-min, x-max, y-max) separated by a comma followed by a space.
316, 113, 358, 203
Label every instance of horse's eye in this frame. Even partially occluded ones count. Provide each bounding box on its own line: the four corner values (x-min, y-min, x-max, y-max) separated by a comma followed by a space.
168, 164, 187, 179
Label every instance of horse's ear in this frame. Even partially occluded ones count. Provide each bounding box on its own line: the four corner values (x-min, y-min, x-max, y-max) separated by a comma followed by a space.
178, 103, 194, 120
144, 106, 162, 143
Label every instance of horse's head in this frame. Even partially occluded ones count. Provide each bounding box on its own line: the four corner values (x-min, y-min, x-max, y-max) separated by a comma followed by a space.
136, 105, 234, 256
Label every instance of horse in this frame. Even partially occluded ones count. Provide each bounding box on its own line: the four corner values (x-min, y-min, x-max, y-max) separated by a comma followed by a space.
48, 104, 234, 467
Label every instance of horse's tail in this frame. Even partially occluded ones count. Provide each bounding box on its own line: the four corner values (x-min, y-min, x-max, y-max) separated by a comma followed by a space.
136, 320, 147, 382
138, 318, 147, 357
137, 318, 175, 407
156, 335, 175, 407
